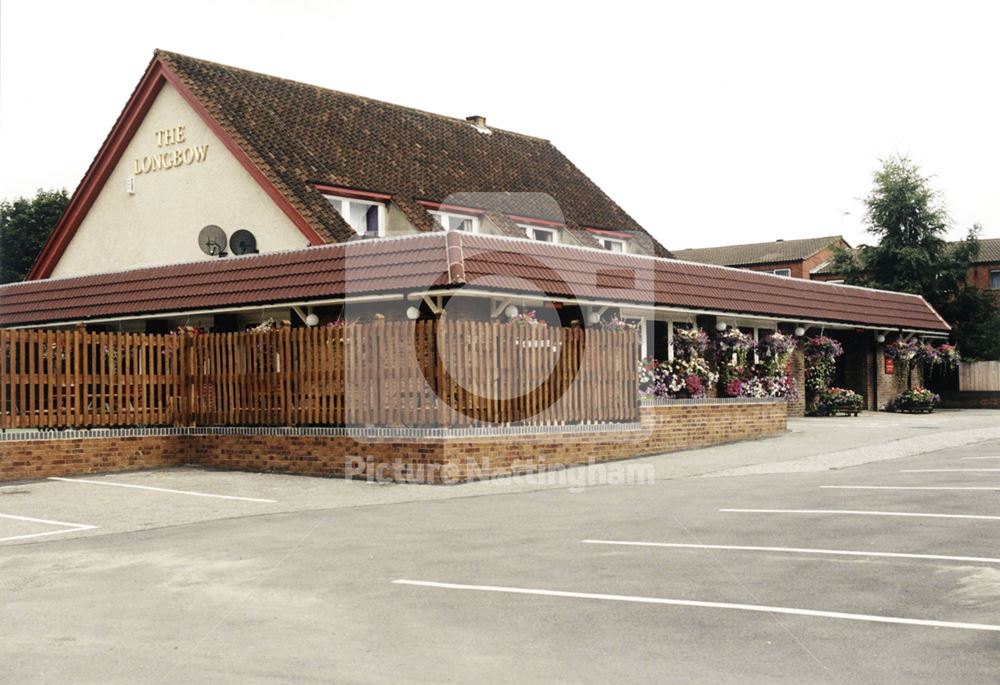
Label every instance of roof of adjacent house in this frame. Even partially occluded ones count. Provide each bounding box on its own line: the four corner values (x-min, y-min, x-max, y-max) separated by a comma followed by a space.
671, 236, 846, 267
971, 237, 1000, 263
0, 233, 949, 332
813, 236, 1000, 275
156, 50, 667, 254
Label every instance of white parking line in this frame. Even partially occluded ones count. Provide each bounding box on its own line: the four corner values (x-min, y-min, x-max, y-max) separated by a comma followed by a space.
48, 477, 277, 503
821, 485, 1000, 491
392, 579, 1000, 632
581, 540, 1000, 564
0, 513, 97, 544
720, 508, 1000, 521
901, 469, 1000, 473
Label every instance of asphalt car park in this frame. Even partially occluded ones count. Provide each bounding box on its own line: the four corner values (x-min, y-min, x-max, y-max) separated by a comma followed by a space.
2, 414, 1000, 683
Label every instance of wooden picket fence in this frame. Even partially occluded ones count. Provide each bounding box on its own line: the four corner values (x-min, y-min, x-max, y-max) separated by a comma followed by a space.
959, 361, 1000, 392
1, 321, 638, 429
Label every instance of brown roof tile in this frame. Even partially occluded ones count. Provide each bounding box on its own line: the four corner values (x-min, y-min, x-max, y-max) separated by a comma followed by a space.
155, 50, 669, 254
0, 234, 948, 332
672, 236, 846, 267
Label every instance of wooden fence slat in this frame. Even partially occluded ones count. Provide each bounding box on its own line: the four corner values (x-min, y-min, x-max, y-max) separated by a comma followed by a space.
0, 323, 638, 430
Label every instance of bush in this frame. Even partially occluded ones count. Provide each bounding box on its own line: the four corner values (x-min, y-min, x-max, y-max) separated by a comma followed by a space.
887, 387, 941, 413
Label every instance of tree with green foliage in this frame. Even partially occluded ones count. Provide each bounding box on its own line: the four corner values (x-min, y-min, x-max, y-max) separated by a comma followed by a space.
0, 188, 69, 284
832, 155, 999, 359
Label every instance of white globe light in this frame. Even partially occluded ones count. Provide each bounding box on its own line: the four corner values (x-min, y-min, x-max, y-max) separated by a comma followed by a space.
716, 321, 728, 332
794, 326, 806, 337
504, 305, 519, 318
588, 312, 601, 325
876, 333, 886, 343
405, 306, 421, 320
305, 313, 319, 327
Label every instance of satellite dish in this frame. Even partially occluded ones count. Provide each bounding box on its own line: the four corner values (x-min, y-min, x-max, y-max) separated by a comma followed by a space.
198, 225, 228, 256
230, 229, 259, 255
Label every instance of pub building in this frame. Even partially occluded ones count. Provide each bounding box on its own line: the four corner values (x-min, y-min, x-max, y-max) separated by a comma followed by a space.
1, 50, 948, 420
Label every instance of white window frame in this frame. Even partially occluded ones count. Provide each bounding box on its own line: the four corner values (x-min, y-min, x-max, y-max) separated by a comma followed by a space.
600, 237, 626, 253
430, 210, 481, 233
324, 194, 386, 237
519, 224, 560, 244
990, 269, 1000, 290
771, 268, 792, 277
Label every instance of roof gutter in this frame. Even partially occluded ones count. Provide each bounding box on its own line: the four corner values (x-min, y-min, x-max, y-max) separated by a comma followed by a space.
409, 288, 951, 338
6, 293, 406, 330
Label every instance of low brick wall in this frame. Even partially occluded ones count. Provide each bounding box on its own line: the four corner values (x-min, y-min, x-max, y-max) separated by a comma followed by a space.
0, 400, 787, 484
939, 391, 1000, 410
0, 431, 186, 482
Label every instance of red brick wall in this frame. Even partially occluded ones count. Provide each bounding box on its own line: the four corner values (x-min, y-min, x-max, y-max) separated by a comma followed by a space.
0, 433, 185, 482
0, 401, 787, 484
742, 244, 844, 280
788, 348, 806, 416
744, 262, 806, 278
969, 263, 1000, 291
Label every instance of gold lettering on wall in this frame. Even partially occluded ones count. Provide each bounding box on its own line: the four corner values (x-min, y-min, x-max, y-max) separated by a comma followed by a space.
134, 125, 208, 175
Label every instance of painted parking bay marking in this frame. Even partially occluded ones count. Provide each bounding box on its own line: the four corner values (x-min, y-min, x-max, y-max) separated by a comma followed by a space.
821, 485, 1000, 492
581, 540, 1000, 565
720, 508, 1000, 522
900, 469, 1000, 473
392, 580, 1000, 633
48, 477, 277, 503
0, 513, 97, 544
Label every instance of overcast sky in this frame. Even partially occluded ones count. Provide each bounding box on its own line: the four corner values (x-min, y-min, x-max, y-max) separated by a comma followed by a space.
1, 0, 997, 251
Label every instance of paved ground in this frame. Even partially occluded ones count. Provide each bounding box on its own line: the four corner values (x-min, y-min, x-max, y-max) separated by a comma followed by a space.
2, 410, 1000, 683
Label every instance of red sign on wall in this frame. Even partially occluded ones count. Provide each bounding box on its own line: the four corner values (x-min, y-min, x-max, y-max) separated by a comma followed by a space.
884, 357, 895, 375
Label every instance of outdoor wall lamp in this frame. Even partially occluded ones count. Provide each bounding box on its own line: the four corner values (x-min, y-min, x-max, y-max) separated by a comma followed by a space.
305, 313, 320, 327
406, 306, 421, 320
876, 333, 886, 343
794, 326, 806, 336
588, 311, 602, 325
505, 305, 519, 318
716, 321, 728, 332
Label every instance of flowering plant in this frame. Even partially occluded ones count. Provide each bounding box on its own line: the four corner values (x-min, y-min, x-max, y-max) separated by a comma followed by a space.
936, 344, 961, 371
638, 355, 718, 400
757, 332, 798, 377
914, 343, 940, 366
672, 326, 710, 359
815, 387, 863, 416
508, 310, 543, 327
715, 328, 756, 357
803, 335, 843, 394
883, 338, 918, 363
601, 316, 636, 332
174, 325, 206, 335
887, 386, 941, 413
249, 317, 280, 332
638, 356, 661, 395
716, 328, 756, 388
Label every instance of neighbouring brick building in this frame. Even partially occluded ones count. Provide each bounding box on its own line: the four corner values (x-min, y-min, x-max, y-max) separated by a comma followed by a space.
672, 236, 851, 280
0, 51, 954, 482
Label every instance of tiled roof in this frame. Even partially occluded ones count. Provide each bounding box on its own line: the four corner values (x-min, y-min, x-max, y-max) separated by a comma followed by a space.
813, 237, 1000, 274
155, 50, 671, 256
671, 236, 845, 267
0, 234, 948, 332
972, 237, 1000, 263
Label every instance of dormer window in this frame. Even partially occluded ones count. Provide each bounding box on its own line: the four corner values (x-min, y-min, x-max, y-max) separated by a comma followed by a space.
600, 238, 626, 253
430, 210, 480, 233
325, 195, 386, 237
520, 224, 560, 243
